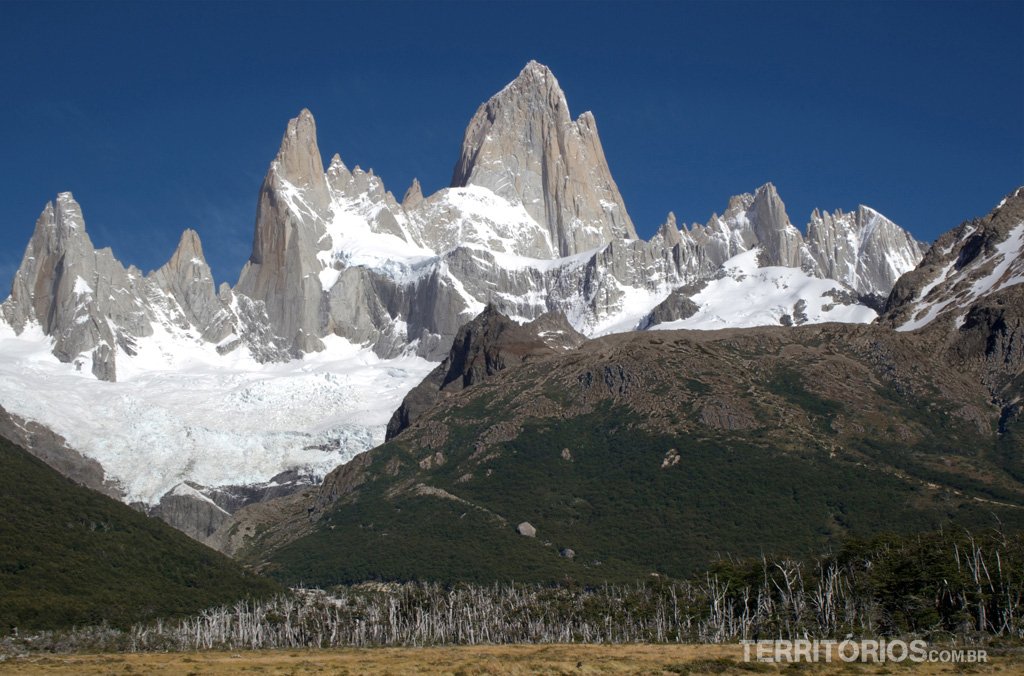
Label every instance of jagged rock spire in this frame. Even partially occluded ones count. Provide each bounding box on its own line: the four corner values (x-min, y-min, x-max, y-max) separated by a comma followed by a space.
655, 212, 683, 247
4, 193, 89, 333
271, 108, 329, 205
451, 60, 638, 257
150, 229, 233, 343
402, 178, 424, 209
806, 204, 927, 297
0, 193, 154, 380
748, 183, 804, 268
236, 109, 330, 354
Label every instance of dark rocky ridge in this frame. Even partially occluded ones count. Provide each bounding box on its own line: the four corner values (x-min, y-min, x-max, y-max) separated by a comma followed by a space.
880, 186, 1024, 330
639, 286, 702, 328
387, 306, 585, 440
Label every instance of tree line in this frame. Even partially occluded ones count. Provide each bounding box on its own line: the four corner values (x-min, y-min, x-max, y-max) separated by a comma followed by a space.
4, 529, 1023, 653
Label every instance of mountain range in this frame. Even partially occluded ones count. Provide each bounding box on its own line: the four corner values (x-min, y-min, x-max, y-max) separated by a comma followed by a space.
0, 61, 996, 546
229, 188, 1024, 583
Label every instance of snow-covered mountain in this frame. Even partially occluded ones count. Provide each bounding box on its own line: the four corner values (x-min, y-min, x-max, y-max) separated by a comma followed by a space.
0, 61, 927, 530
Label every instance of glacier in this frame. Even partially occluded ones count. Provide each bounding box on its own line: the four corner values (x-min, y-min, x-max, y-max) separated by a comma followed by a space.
0, 321, 433, 504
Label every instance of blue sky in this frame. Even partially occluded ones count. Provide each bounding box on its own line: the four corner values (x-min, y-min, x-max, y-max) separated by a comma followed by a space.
1, 1, 1021, 288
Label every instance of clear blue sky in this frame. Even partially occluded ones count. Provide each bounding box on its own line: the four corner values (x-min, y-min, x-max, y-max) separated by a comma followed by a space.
1, 1, 1022, 288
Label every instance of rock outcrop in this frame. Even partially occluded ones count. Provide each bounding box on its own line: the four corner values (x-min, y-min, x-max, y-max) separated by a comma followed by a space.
151, 482, 232, 541
516, 521, 537, 538
402, 178, 424, 210
640, 287, 701, 328
387, 306, 585, 440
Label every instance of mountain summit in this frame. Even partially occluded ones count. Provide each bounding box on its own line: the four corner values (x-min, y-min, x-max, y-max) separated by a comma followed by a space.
452, 60, 638, 256
2, 193, 151, 380
235, 108, 331, 354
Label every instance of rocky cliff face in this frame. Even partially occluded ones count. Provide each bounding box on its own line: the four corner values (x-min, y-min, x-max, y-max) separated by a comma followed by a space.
451, 60, 638, 256
150, 482, 232, 541
807, 205, 928, 298
880, 187, 1024, 333
0, 405, 121, 499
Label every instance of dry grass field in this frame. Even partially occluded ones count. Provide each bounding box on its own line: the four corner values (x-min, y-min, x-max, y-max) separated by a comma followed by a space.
0, 643, 1019, 675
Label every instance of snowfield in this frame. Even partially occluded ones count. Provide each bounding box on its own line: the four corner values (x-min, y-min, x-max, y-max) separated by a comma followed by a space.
0, 321, 434, 505
653, 250, 877, 330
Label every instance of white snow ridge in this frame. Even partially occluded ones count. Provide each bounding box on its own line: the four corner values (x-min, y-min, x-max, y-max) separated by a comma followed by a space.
656, 250, 876, 330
